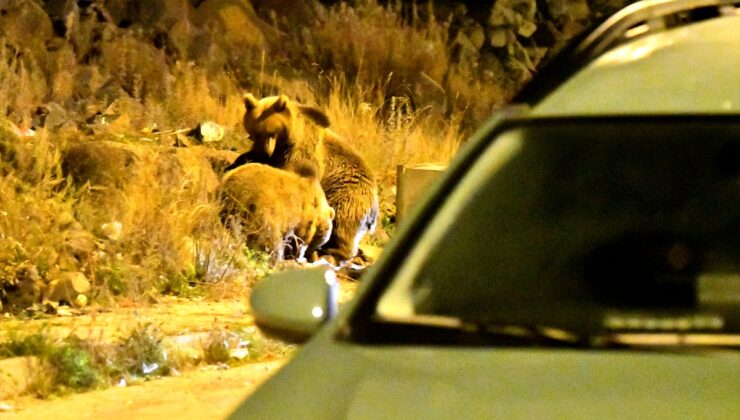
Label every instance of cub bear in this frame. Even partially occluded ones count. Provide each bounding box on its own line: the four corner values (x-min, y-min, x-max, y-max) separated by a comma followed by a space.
230, 93, 378, 265
218, 162, 335, 262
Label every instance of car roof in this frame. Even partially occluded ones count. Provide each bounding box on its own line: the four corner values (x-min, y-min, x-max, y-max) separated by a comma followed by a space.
513, 0, 740, 110
532, 12, 740, 115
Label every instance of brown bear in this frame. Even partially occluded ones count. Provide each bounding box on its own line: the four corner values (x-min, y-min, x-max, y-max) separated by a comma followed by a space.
218, 162, 335, 262
229, 93, 378, 265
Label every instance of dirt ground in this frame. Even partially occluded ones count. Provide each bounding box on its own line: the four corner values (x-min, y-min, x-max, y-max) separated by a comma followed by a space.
3, 360, 285, 419
0, 277, 360, 418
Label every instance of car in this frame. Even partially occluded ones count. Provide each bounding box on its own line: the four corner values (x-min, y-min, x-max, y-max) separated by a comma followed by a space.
231, 0, 740, 418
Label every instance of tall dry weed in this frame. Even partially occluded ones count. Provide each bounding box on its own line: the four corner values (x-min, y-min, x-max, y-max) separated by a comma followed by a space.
71, 144, 251, 302
0, 126, 89, 309
0, 44, 48, 128
300, 1, 450, 100
318, 77, 464, 240
322, 79, 463, 172
162, 61, 244, 129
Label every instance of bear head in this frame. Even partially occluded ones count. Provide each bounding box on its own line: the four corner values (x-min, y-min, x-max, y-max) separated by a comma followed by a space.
242, 93, 331, 162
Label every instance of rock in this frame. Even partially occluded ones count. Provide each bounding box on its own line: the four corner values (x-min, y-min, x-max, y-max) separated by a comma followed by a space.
101, 221, 123, 241
153, 146, 221, 194
32, 103, 67, 130
0, 0, 54, 60
105, 113, 132, 134
199, 147, 240, 176
230, 347, 249, 360
0, 356, 40, 399
99, 36, 170, 101
45, 271, 91, 304
186, 121, 225, 143
41, 0, 79, 38
62, 141, 140, 190
190, 0, 269, 49
74, 294, 89, 308
174, 133, 193, 147
15, 264, 43, 301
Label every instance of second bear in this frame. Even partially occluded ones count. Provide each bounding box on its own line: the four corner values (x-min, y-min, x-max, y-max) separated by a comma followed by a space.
230, 93, 379, 265
218, 162, 335, 262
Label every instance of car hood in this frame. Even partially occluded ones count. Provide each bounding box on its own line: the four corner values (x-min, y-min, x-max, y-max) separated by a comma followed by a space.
232, 335, 740, 419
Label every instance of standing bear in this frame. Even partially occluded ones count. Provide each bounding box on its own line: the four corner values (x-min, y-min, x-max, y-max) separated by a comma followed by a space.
218, 162, 335, 262
227, 93, 378, 266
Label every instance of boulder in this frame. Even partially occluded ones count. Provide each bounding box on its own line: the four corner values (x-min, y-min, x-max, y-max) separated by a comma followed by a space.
45, 271, 91, 304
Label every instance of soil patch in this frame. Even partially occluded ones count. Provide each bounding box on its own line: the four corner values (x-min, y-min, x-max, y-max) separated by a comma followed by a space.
3, 360, 285, 419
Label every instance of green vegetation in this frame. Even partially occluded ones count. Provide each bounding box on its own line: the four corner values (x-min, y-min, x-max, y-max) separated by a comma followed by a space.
0, 323, 289, 398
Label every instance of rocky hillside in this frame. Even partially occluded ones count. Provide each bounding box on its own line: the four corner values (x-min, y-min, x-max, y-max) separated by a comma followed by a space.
0, 0, 632, 133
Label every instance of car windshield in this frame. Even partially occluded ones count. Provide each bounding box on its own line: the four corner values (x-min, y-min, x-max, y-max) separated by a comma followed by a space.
532, 13, 740, 116
373, 116, 740, 347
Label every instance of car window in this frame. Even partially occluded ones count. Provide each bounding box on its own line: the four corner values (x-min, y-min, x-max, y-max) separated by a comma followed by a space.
532, 14, 740, 116
375, 117, 740, 339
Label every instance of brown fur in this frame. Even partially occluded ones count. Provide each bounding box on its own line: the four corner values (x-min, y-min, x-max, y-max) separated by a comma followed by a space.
238, 93, 378, 264
218, 163, 335, 262
242, 93, 328, 176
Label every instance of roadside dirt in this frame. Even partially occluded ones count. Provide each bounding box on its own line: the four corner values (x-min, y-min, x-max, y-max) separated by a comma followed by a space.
0, 277, 360, 418
3, 360, 285, 419
0, 297, 256, 344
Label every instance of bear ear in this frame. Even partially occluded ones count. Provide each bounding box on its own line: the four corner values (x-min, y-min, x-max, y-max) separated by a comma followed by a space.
244, 93, 259, 112
297, 105, 331, 128
273, 95, 289, 112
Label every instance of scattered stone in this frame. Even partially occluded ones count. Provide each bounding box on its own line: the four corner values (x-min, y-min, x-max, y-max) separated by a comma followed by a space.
56, 305, 74, 316
186, 121, 225, 143
230, 348, 249, 360
0, 356, 40, 399
174, 133, 193, 147
101, 221, 123, 241
199, 147, 240, 175
74, 294, 89, 308
45, 271, 92, 304
32, 102, 68, 130
15, 264, 44, 303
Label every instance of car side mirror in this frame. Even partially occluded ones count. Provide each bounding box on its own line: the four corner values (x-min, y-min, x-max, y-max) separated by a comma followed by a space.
250, 267, 339, 343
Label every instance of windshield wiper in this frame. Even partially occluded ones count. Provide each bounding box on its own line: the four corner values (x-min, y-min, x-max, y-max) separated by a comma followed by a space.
458, 320, 588, 348
363, 314, 588, 347
589, 333, 740, 350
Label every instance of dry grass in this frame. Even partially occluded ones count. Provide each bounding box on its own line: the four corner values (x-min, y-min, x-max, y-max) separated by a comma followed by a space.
161, 61, 245, 130
0, 43, 48, 129
0, 0, 515, 312
320, 77, 463, 175
69, 143, 262, 305
299, 1, 450, 96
